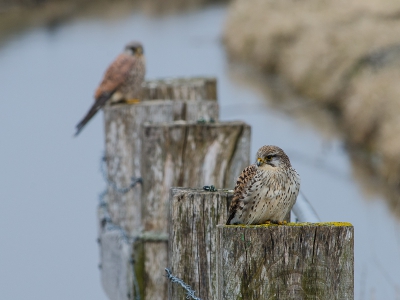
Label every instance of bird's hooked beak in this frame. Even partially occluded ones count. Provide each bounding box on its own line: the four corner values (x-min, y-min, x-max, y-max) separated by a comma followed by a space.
256, 158, 263, 167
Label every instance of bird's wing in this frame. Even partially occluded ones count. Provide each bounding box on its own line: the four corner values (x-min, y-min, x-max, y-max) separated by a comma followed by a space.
74, 53, 137, 136
94, 53, 137, 100
226, 164, 258, 225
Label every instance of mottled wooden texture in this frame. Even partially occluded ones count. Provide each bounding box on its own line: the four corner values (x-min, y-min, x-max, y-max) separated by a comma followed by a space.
143, 77, 217, 101
104, 99, 219, 235
101, 77, 220, 300
140, 122, 250, 300
217, 223, 354, 300
141, 121, 250, 232
168, 188, 233, 300
132, 238, 168, 300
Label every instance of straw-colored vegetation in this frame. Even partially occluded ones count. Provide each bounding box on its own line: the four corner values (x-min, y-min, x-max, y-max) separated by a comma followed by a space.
224, 0, 400, 189
0, 0, 226, 41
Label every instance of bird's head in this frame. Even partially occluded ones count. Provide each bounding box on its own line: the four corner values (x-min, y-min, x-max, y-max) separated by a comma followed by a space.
125, 41, 144, 56
255, 145, 291, 169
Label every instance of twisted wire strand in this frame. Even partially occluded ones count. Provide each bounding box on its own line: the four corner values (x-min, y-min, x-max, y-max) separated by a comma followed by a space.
165, 268, 202, 300
100, 155, 142, 194
99, 156, 201, 300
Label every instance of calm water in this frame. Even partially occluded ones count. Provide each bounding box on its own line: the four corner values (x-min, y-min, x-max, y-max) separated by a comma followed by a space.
0, 4, 399, 300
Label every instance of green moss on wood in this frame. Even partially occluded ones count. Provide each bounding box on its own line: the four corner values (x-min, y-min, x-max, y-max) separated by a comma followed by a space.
133, 240, 145, 299
301, 264, 326, 298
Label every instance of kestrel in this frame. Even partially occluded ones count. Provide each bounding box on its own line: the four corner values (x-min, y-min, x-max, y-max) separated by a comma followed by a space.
75, 41, 146, 136
226, 145, 300, 225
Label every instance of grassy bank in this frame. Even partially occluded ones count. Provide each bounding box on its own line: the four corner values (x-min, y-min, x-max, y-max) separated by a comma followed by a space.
0, 0, 227, 42
224, 0, 400, 195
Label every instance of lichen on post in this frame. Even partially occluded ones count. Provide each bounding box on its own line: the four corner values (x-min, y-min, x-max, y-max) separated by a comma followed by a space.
216, 223, 354, 300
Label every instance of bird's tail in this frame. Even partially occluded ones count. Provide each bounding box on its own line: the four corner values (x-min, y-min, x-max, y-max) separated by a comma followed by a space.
74, 94, 111, 136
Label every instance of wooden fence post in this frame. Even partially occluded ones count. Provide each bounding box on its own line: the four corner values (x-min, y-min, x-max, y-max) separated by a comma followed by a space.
139, 121, 251, 299
142, 77, 217, 101
98, 197, 134, 300
103, 78, 218, 235
100, 77, 219, 300
168, 188, 233, 299
216, 223, 354, 300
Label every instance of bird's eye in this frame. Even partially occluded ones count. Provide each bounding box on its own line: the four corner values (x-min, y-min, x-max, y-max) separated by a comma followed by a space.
266, 155, 273, 160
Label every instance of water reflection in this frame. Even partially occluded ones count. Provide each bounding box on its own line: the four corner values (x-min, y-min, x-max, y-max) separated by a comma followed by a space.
0, 3, 399, 300
349, 149, 400, 219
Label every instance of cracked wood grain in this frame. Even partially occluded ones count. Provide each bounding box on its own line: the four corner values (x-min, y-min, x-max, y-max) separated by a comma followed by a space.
142, 77, 217, 101
217, 224, 354, 300
101, 77, 220, 300
140, 122, 250, 300
141, 121, 250, 233
168, 188, 233, 300
104, 98, 219, 235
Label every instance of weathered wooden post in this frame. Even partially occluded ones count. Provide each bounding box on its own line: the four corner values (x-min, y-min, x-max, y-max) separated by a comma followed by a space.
216, 223, 354, 300
139, 121, 250, 299
142, 77, 217, 101
98, 193, 137, 300
98, 76, 350, 300
99, 77, 220, 300
168, 188, 233, 299
103, 77, 219, 235
99, 77, 253, 300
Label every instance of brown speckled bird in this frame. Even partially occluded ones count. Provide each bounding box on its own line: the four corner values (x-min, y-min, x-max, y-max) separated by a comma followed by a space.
226, 145, 300, 225
75, 41, 146, 136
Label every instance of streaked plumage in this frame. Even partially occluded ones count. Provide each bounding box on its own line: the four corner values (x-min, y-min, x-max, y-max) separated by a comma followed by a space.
75, 41, 146, 136
226, 145, 300, 225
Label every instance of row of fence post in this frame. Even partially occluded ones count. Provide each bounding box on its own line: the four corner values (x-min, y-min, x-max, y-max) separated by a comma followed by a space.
97, 77, 354, 300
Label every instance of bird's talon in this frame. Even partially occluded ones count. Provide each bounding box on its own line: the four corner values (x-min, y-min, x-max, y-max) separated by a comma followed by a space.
277, 221, 287, 225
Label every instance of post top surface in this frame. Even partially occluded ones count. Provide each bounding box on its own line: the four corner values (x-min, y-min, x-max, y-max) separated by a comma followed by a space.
143, 120, 250, 128
144, 76, 217, 84
218, 222, 353, 228
170, 187, 234, 195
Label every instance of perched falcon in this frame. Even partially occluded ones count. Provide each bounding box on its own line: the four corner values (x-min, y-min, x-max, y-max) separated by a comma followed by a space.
75, 41, 146, 136
226, 145, 300, 225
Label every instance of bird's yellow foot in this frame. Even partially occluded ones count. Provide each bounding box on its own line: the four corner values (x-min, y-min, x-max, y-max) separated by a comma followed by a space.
262, 221, 271, 225
277, 221, 287, 225
125, 99, 140, 104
